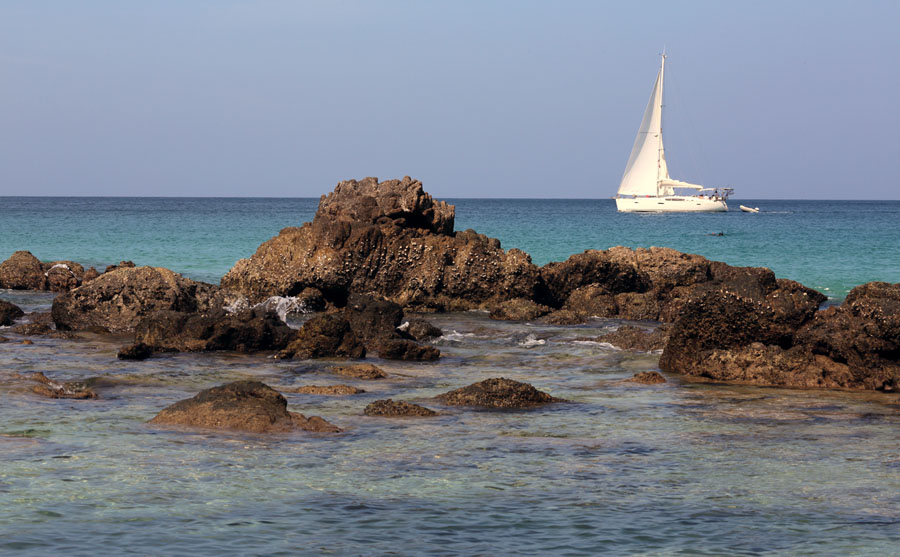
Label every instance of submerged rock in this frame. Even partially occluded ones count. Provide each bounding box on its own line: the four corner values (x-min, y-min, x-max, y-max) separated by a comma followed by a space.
539, 309, 589, 325
627, 371, 667, 384
437, 377, 562, 409
117, 342, 154, 361
364, 399, 437, 417
596, 324, 671, 352
371, 338, 441, 361
330, 363, 387, 380
11, 323, 53, 336
0, 300, 24, 326
289, 385, 365, 395
19, 372, 99, 399
148, 380, 342, 433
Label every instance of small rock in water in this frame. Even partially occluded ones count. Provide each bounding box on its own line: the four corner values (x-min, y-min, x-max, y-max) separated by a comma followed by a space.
149, 380, 341, 434
118, 342, 154, 361
437, 377, 563, 409
289, 385, 365, 395
21, 339, 33, 345
330, 364, 387, 380
23, 372, 99, 399
364, 399, 437, 417
403, 318, 443, 341
628, 371, 667, 385
12, 323, 53, 336
0, 300, 25, 326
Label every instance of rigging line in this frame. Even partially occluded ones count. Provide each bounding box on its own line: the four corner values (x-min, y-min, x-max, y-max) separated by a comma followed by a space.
666, 58, 709, 187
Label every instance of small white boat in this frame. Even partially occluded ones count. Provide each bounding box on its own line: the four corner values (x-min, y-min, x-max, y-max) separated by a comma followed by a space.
739, 205, 759, 213
614, 52, 734, 213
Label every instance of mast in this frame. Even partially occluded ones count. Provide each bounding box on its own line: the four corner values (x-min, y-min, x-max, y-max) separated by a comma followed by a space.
656, 50, 666, 197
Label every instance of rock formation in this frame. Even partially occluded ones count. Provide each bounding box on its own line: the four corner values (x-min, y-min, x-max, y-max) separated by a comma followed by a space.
221, 177, 544, 311
437, 377, 563, 409
0, 300, 24, 326
52, 266, 221, 333
0, 251, 99, 292
148, 381, 342, 433
364, 399, 437, 417
660, 282, 900, 391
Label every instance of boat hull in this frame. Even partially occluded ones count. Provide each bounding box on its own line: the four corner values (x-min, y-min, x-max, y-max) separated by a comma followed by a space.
616, 196, 728, 213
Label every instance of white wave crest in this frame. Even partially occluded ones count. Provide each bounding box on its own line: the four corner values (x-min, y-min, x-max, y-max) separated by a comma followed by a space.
518, 334, 546, 348
572, 340, 619, 350
437, 330, 476, 343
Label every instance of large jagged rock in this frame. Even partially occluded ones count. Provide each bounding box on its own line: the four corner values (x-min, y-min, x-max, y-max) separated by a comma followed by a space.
436, 377, 563, 409
0, 300, 24, 326
133, 307, 296, 353
660, 282, 900, 391
51, 266, 222, 333
148, 381, 341, 433
221, 177, 544, 311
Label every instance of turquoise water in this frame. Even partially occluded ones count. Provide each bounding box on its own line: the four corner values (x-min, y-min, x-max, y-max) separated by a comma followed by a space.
2, 198, 900, 555
2, 198, 900, 298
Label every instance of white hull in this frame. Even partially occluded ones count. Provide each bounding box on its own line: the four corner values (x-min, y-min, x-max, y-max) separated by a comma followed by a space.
616, 196, 728, 213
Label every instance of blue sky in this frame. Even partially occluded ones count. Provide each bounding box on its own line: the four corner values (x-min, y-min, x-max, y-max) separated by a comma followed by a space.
0, 1, 897, 199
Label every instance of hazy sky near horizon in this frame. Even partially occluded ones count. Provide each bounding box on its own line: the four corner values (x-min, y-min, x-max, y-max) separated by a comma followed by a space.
1, 1, 898, 199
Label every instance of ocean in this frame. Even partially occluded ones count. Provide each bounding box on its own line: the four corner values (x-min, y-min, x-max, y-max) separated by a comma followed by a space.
2, 197, 899, 555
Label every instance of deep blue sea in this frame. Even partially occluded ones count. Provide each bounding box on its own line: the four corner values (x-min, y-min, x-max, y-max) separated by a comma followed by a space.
2, 197, 899, 299
2, 197, 899, 555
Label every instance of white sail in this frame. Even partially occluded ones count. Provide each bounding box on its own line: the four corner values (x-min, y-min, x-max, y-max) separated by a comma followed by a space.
617, 58, 666, 197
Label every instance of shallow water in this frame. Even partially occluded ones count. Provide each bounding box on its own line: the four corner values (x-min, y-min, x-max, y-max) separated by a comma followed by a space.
2, 299, 898, 555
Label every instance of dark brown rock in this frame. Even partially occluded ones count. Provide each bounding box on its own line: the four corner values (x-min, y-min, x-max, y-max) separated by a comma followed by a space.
330, 363, 387, 379
118, 342, 154, 360
289, 385, 365, 395
627, 371, 667, 384
148, 380, 341, 433
0, 336, 9, 343
345, 293, 404, 343
437, 377, 562, 409
221, 177, 544, 311
0, 251, 46, 290
489, 298, 551, 321
597, 324, 671, 351
0, 300, 24, 326
539, 309, 589, 325
280, 313, 365, 359
364, 399, 437, 417
372, 338, 440, 361
82, 267, 101, 283
51, 266, 221, 333
11, 323, 53, 336
402, 317, 443, 340
562, 284, 618, 317
105, 261, 135, 273
44, 261, 85, 292
134, 308, 296, 353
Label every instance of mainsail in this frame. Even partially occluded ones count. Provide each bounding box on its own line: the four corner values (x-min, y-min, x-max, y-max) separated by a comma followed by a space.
617, 57, 667, 197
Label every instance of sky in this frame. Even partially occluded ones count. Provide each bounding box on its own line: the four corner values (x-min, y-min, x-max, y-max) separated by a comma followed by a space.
0, 1, 898, 199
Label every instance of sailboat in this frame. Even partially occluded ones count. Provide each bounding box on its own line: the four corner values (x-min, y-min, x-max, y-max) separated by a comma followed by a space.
615, 53, 732, 212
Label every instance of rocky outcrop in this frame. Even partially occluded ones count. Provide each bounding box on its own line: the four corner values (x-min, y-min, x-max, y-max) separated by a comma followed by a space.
0, 300, 24, 326
364, 399, 437, 417
148, 381, 342, 433
627, 371, 667, 384
436, 377, 563, 409
597, 324, 671, 351
133, 307, 296, 354
660, 282, 900, 391
0, 251, 96, 292
289, 385, 365, 395
330, 363, 387, 379
51, 266, 221, 333
221, 177, 544, 311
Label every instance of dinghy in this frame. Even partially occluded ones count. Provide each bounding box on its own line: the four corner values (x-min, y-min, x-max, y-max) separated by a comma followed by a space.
740, 205, 759, 213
